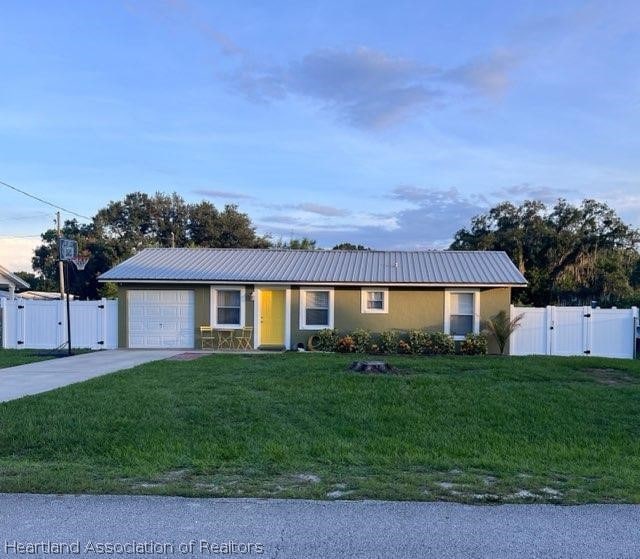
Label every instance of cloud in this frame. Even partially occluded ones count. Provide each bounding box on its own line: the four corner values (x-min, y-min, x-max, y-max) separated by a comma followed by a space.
230, 45, 523, 129
0, 238, 40, 273
127, 0, 243, 58
193, 189, 255, 200
232, 47, 439, 129
260, 215, 302, 226
446, 50, 519, 98
293, 203, 349, 217
491, 183, 579, 203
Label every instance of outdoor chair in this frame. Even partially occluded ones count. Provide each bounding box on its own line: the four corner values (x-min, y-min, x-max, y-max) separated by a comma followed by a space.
234, 327, 253, 350
216, 329, 234, 350
199, 326, 215, 350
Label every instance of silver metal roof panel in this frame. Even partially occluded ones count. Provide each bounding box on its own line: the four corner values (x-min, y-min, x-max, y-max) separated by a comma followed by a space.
99, 248, 527, 285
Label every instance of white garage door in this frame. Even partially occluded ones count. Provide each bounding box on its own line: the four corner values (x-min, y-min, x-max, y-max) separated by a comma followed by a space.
128, 290, 195, 348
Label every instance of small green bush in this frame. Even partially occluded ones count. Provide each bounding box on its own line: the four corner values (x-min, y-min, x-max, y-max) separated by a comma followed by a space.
408, 330, 428, 354
407, 330, 455, 355
313, 329, 340, 351
459, 333, 488, 355
423, 332, 455, 355
350, 329, 372, 353
379, 330, 400, 354
337, 335, 356, 353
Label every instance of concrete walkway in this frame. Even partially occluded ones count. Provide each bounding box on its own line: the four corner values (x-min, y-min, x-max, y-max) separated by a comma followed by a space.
0, 349, 181, 402
1, 494, 639, 559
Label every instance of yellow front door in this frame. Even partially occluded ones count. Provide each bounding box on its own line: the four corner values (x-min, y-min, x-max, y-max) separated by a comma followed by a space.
260, 290, 286, 346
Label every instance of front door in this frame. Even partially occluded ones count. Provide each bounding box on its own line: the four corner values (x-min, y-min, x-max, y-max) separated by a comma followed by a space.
260, 289, 286, 346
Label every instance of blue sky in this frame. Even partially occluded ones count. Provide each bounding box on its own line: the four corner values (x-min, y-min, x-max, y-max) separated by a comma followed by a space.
1, 0, 639, 271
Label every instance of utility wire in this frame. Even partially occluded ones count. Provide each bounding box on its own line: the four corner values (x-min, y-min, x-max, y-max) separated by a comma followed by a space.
0, 179, 92, 220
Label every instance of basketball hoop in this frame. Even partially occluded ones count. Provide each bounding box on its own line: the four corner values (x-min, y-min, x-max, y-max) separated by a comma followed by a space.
71, 256, 89, 271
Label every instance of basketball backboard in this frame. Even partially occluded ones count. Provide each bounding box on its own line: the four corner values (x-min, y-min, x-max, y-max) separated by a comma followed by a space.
59, 238, 78, 261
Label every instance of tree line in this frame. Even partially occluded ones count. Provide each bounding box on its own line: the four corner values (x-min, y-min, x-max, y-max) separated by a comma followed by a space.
17, 192, 640, 306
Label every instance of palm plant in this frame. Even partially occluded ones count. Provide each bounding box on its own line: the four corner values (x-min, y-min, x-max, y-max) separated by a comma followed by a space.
483, 310, 523, 355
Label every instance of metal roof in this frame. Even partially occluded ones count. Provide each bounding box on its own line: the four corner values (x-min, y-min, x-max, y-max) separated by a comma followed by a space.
0, 265, 30, 289
99, 248, 527, 285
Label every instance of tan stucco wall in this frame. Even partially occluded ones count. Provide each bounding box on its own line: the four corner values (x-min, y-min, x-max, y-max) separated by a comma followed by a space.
478, 287, 511, 354
118, 284, 256, 348
117, 284, 511, 351
291, 286, 511, 350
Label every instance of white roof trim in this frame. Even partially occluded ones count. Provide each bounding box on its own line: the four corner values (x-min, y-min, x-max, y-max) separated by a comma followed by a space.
0, 265, 29, 289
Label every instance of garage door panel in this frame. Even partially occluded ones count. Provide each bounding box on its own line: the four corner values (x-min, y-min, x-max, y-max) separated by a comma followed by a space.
128, 290, 195, 348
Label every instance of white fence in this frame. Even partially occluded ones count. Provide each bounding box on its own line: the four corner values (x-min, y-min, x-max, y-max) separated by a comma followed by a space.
0, 298, 118, 350
509, 305, 639, 359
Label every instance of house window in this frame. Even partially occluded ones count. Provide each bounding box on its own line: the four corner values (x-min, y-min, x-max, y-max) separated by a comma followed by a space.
299, 288, 334, 329
444, 290, 479, 339
361, 288, 389, 314
212, 287, 245, 328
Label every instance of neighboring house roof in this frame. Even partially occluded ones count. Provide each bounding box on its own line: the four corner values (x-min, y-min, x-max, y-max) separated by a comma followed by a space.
100, 248, 527, 286
0, 265, 30, 289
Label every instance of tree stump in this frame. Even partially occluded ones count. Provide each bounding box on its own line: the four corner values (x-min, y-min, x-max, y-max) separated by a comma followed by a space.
349, 361, 393, 374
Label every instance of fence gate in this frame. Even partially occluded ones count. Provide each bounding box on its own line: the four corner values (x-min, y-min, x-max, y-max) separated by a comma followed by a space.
510, 305, 638, 359
1, 298, 118, 350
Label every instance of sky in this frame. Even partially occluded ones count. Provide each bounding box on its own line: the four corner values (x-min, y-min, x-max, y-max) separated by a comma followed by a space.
1, 0, 639, 272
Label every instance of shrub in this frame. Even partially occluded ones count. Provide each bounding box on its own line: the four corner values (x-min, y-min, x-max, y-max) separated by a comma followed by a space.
379, 330, 400, 354
408, 329, 428, 354
398, 340, 412, 354
483, 310, 523, 354
336, 335, 356, 353
312, 329, 340, 351
459, 333, 488, 355
423, 332, 455, 355
350, 329, 372, 353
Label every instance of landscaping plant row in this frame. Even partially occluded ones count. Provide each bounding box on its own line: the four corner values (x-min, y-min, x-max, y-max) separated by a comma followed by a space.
309, 328, 488, 355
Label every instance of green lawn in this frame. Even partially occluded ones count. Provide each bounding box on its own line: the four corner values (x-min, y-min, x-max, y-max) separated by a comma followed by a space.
0, 349, 62, 368
1, 353, 639, 503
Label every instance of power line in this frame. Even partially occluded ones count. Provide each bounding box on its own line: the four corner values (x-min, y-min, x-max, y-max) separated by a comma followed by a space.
0, 179, 92, 220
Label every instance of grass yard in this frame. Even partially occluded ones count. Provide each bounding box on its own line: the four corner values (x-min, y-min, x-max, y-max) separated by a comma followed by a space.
0, 353, 639, 503
0, 349, 63, 368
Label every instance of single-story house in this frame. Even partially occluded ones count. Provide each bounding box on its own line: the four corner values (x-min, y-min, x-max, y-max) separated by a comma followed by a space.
99, 248, 527, 352
0, 265, 29, 300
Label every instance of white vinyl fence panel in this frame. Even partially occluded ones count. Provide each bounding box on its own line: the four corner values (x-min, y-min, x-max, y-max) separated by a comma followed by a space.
510, 305, 638, 359
1, 298, 118, 350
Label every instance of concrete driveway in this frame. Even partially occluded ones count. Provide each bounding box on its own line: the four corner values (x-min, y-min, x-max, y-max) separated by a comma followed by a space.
1, 494, 639, 559
0, 349, 181, 402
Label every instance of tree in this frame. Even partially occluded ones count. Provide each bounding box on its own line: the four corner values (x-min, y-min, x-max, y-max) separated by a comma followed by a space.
276, 237, 318, 249
451, 199, 640, 306
483, 310, 523, 354
31, 192, 271, 299
332, 242, 370, 250
12, 271, 47, 291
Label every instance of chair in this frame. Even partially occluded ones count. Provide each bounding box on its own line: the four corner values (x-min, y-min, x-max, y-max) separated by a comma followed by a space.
234, 327, 253, 350
217, 329, 234, 350
200, 326, 215, 350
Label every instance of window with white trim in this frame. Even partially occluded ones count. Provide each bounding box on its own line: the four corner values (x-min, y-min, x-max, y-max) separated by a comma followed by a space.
361, 288, 388, 314
444, 290, 479, 339
299, 288, 334, 329
211, 287, 245, 328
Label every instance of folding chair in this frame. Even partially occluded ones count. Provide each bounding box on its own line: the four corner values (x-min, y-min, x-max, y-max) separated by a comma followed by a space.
200, 326, 215, 350
234, 327, 253, 350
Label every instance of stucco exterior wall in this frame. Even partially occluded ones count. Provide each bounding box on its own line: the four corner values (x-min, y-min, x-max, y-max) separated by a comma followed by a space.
291, 286, 511, 350
117, 283, 511, 351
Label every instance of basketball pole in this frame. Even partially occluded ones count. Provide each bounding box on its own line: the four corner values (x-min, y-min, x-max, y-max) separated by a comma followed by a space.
65, 260, 72, 356
57, 212, 65, 300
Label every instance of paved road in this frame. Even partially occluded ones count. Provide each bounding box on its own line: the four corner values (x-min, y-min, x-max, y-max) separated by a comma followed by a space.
1, 494, 639, 559
0, 350, 181, 402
